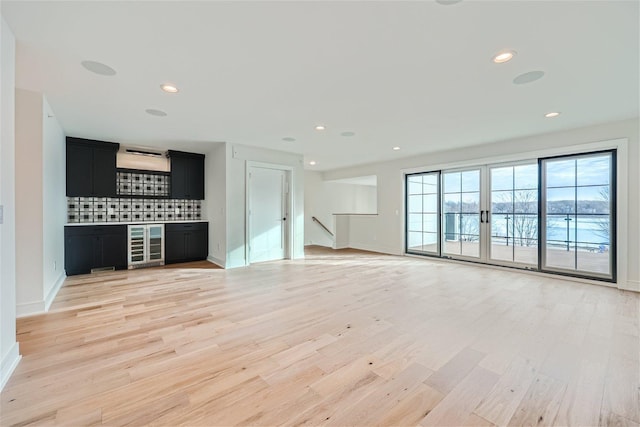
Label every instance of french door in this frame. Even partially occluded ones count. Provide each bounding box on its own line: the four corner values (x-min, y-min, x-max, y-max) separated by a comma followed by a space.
405, 150, 615, 281
406, 163, 540, 265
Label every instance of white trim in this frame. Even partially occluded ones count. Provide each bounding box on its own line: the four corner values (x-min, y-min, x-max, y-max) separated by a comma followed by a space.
401, 138, 629, 289
16, 300, 45, 317
401, 138, 627, 175
206, 255, 225, 269
0, 342, 21, 392
621, 280, 640, 292
246, 161, 295, 266
44, 273, 65, 312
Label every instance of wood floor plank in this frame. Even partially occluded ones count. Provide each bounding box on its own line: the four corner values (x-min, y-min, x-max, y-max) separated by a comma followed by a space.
0, 246, 637, 426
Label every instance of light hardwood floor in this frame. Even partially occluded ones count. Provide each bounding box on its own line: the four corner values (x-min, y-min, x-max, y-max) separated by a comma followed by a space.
1, 246, 638, 426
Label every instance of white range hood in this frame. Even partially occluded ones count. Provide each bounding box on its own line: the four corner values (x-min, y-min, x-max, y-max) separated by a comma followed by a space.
116, 145, 170, 172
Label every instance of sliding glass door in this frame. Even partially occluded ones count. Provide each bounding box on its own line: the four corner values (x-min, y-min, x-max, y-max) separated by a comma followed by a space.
540, 151, 615, 280
406, 172, 440, 255
442, 169, 482, 260
405, 149, 616, 282
489, 163, 538, 267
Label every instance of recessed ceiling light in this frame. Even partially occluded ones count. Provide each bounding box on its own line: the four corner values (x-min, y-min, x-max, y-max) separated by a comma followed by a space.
160, 84, 179, 93
282, 137, 296, 142
309, 161, 317, 166
492, 50, 516, 64
81, 60, 116, 76
340, 131, 356, 137
436, 0, 463, 5
315, 125, 326, 131
513, 70, 545, 85
145, 108, 167, 117
393, 146, 401, 151
544, 112, 561, 118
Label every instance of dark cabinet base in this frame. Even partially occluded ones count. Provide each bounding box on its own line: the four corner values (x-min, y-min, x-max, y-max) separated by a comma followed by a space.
64, 225, 127, 276
165, 222, 208, 264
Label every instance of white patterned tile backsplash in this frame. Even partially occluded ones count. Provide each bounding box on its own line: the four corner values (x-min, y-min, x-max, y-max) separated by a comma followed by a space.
67, 197, 202, 223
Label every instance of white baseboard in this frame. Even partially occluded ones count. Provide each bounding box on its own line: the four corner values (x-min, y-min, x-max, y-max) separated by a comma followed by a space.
621, 280, 640, 292
348, 242, 401, 256
0, 342, 21, 392
207, 255, 225, 269
44, 273, 65, 311
16, 300, 45, 318
17, 273, 66, 318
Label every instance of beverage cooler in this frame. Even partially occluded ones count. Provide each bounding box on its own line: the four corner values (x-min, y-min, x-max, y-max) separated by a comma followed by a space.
128, 224, 164, 268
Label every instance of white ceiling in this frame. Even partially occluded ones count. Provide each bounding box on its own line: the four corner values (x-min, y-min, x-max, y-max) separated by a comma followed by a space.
2, 1, 638, 171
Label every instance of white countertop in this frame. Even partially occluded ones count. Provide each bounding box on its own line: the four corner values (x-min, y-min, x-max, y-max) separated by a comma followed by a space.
65, 220, 208, 226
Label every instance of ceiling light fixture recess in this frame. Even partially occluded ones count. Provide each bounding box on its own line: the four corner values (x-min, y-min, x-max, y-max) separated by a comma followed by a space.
282, 137, 296, 142
513, 70, 545, 85
160, 84, 179, 93
393, 146, 401, 151
492, 50, 516, 64
340, 131, 355, 137
436, 0, 463, 5
315, 125, 326, 131
81, 60, 116, 76
544, 112, 561, 118
145, 108, 167, 117
309, 161, 317, 165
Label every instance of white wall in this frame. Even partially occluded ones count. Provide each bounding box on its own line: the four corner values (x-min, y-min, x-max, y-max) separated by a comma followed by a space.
225, 143, 304, 268
321, 118, 640, 291
304, 170, 378, 247
304, 171, 333, 247
205, 142, 226, 267
41, 97, 66, 306
0, 16, 21, 391
15, 88, 65, 317
327, 182, 377, 215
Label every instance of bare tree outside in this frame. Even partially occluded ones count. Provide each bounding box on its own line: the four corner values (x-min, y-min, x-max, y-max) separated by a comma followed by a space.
594, 186, 610, 243
512, 190, 538, 246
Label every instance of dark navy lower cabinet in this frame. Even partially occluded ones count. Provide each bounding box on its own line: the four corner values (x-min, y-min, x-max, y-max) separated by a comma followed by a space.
64, 225, 127, 275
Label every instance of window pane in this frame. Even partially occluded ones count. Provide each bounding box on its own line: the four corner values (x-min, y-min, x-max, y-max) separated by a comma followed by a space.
422, 232, 438, 252
442, 235, 461, 255
547, 187, 575, 214
461, 170, 480, 192
514, 164, 538, 190
514, 239, 538, 264
547, 214, 576, 245
407, 232, 422, 251
577, 246, 610, 274
444, 172, 461, 193
408, 213, 423, 232
460, 214, 479, 238
443, 193, 460, 213
577, 186, 609, 214
491, 167, 513, 191
422, 214, 438, 234
461, 192, 479, 213
513, 190, 537, 214
492, 190, 512, 213
546, 158, 576, 187
546, 245, 576, 270
408, 195, 423, 213
423, 175, 438, 194
407, 177, 422, 195
423, 194, 438, 213
577, 155, 610, 186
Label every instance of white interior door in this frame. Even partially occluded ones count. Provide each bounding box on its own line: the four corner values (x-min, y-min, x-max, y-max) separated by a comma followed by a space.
249, 166, 287, 263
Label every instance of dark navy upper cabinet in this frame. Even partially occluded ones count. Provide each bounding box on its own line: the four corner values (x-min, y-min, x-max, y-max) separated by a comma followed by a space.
169, 150, 205, 200
66, 137, 119, 197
